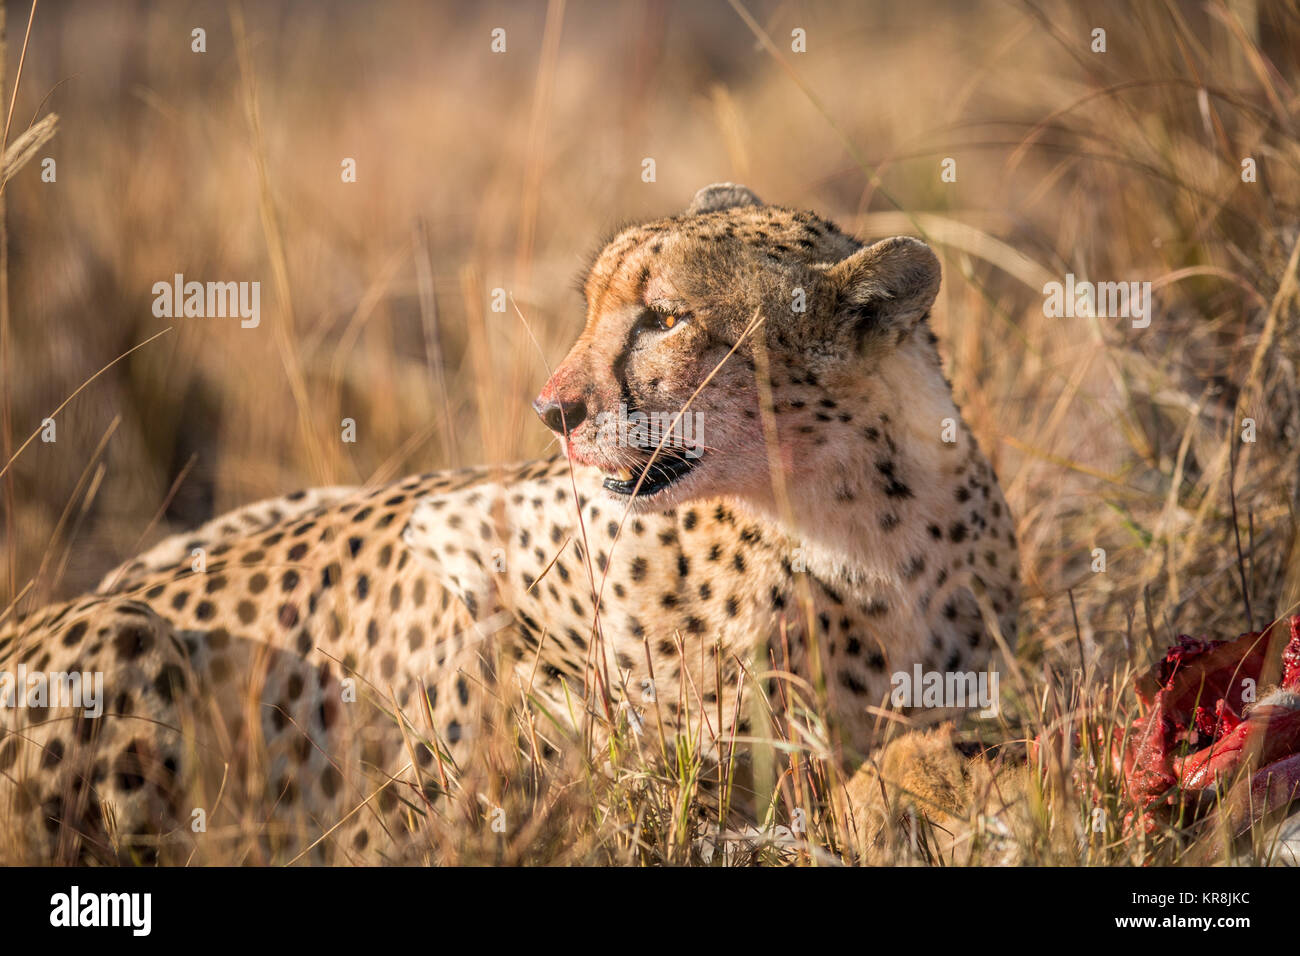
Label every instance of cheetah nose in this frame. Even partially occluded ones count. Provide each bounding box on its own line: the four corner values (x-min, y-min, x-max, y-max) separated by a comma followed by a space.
533, 396, 587, 434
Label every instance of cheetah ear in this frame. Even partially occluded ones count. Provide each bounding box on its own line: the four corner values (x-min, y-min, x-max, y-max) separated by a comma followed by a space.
826, 236, 940, 344
686, 182, 762, 215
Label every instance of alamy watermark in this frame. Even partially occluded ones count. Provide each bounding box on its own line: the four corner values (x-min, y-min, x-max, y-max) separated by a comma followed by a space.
1043, 273, 1151, 329
50, 886, 151, 935
152, 274, 261, 328
890, 665, 1000, 718
0, 665, 104, 717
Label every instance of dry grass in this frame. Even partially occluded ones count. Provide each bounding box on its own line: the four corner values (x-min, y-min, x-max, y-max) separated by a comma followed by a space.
2, 0, 1300, 864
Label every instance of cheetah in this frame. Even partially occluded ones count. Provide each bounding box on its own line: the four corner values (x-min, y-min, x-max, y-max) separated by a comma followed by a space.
0, 183, 1019, 863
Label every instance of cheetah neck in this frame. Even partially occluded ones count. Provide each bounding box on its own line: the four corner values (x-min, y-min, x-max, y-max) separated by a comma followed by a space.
753, 343, 972, 595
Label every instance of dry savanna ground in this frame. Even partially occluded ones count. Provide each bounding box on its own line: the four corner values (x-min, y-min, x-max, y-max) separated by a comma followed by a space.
2, 0, 1300, 864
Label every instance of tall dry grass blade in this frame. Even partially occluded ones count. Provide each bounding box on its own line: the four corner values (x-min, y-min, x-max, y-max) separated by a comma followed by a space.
1, 4, 10, 602
229, 0, 328, 482
513, 0, 565, 292
413, 219, 458, 466
0, 0, 34, 159
0, 109, 54, 186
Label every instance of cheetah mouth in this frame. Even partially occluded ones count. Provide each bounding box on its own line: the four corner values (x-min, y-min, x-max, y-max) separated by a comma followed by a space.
601, 453, 702, 498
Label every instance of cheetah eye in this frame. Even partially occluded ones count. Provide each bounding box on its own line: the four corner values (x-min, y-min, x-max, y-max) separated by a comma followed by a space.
635, 308, 689, 335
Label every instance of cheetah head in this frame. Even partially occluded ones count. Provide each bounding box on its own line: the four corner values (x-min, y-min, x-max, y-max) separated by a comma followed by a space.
533, 183, 943, 514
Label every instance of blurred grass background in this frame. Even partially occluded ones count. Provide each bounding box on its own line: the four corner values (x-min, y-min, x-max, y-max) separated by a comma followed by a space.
1, 0, 1300, 862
